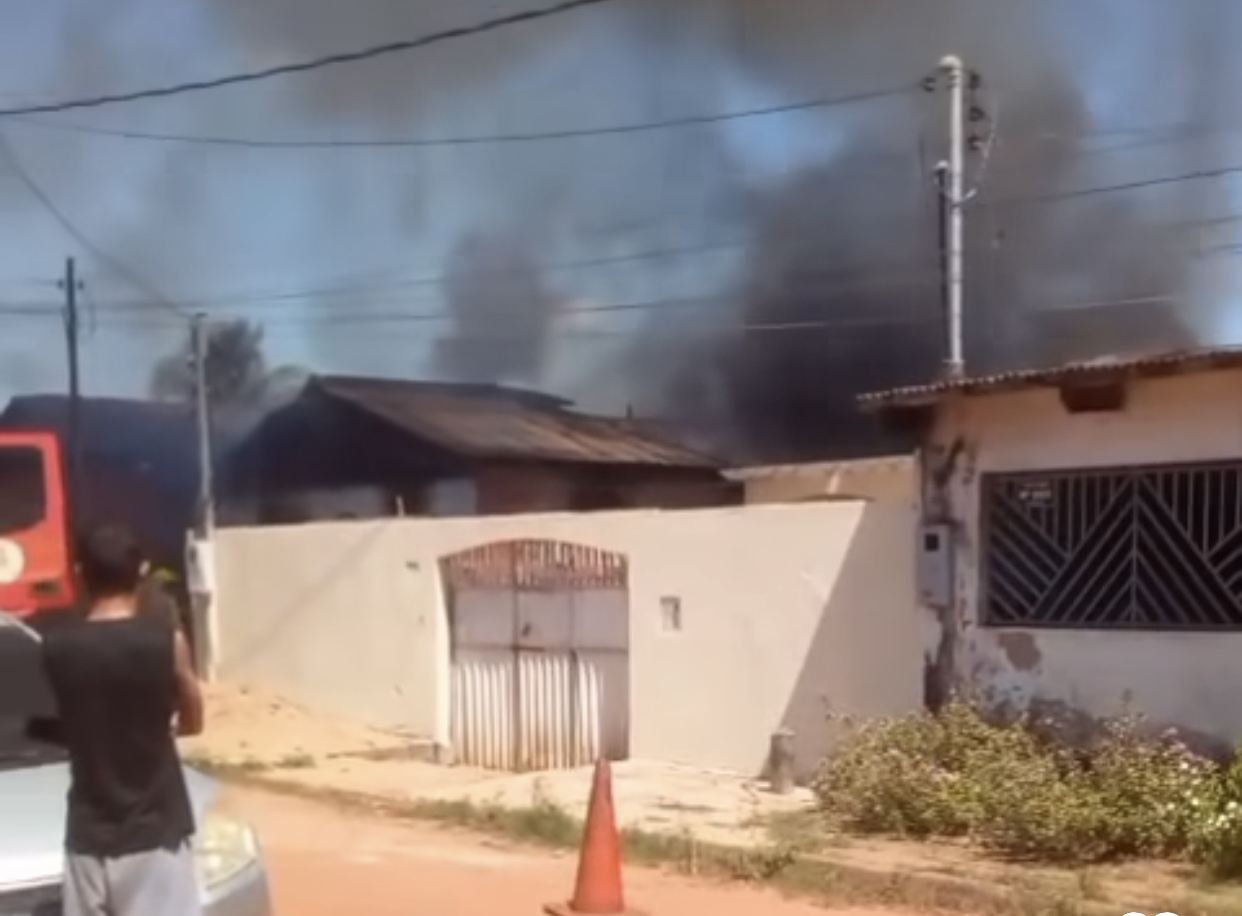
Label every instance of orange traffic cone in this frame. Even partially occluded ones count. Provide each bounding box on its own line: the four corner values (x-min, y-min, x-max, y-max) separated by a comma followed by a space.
545, 759, 642, 916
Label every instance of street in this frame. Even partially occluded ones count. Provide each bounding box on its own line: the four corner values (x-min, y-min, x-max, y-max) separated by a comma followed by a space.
234, 787, 904, 916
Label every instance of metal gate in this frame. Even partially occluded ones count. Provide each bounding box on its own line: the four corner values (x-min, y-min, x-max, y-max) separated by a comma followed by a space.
441, 540, 629, 771
982, 461, 1242, 628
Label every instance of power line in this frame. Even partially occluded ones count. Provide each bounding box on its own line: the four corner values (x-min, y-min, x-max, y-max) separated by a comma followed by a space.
0, 132, 187, 315
206, 258, 941, 314
8, 105, 1241, 159
2, 158, 1234, 323
11, 85, 913, 149
0, 283, 940, 327
4, 288, 1217, 339
0, 227, 940, 314
991, 163, 1242, 208
53, 315, 946, 340
0, 0, 622, 118
0, 291, 938, 332
35, 194, 1242, 316
8, 261, 944, 318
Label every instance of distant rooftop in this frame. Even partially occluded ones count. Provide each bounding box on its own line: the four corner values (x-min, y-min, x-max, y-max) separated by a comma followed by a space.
857, 346, 1242, 412
300, 375, 721, 468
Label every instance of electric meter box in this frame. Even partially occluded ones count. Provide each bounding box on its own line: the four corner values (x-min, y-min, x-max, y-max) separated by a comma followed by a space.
917, 522, 954, 609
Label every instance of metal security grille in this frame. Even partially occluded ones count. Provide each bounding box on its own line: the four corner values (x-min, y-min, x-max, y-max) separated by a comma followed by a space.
981, 462, 1242, 629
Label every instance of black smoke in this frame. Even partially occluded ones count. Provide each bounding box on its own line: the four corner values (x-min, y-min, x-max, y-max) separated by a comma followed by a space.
26, 0, 1239, 462
638, 74, 1207, 462
432, 229, 561, 383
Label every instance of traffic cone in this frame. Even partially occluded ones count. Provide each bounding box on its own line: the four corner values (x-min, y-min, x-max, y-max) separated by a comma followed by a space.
544, 759, 642, 916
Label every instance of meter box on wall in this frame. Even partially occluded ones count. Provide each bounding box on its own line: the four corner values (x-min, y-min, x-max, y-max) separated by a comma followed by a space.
917, 522, 954, 609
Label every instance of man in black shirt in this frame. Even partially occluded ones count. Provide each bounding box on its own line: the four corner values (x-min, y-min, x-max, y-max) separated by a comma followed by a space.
42, 524, 205, 916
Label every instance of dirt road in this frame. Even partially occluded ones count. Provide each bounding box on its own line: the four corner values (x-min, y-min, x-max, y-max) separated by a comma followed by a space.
233, 788, 909, 916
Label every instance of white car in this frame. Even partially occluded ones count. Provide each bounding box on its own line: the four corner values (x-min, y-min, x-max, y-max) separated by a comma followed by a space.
0, 618, 272, 915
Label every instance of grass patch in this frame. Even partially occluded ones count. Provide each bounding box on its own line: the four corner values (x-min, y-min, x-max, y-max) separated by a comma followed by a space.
193, 755, 1238, 916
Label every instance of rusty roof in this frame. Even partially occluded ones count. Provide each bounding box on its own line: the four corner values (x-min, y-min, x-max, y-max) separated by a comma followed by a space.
310, 375, 719, 468
723, 454, 915, 481
857, 347, 1242, 411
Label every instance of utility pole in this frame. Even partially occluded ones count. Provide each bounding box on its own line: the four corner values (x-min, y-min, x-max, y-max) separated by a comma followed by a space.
59, 257, 83, 517
188, 312, 220, 681
190, 313, 215, 536
938, 54, 967, 380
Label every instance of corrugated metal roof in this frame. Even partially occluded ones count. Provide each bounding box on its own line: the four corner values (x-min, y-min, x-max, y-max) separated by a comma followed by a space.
723, 454, 915, 481
857, 347, 1242, 411
311, 375, 719, 468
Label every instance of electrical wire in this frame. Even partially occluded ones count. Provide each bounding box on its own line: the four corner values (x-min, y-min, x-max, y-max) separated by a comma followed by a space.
0, 131, 188, 316
0, 291, 938, 333
9, 85, 914, 148
1, 288, 1211, 339
985, 162, 1242, 209
0, 223, 940, 314
2, 154, 1234, 328
0, 0, 623, 118
37, 192, 1242, 317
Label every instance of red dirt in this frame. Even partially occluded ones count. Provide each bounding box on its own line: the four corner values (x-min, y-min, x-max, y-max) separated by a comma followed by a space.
231, 787, 917, 916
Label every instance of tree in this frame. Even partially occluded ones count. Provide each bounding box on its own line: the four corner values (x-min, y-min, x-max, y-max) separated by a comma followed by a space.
150, 319, 274, 408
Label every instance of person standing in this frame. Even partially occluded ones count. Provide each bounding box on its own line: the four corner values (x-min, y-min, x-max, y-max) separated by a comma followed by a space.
41, 524, 205, 916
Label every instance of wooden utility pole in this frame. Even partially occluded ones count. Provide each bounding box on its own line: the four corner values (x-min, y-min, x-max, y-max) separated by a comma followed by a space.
59, 257, 83, 517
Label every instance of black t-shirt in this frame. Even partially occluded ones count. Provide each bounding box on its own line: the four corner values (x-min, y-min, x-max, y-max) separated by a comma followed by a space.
41, 614, 195, 857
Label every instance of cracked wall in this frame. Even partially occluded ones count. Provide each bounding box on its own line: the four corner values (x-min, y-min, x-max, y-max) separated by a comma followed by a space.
923, 366, 1242, 745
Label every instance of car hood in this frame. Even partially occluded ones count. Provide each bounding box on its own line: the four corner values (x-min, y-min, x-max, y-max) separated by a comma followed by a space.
0, 762, 218, 887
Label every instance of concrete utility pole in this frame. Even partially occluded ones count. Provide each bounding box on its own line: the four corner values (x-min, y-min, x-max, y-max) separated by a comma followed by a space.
938, 54, 967, 379
190, 313, 216, 537
59, 257, 83, 517
188, 312, 220, 681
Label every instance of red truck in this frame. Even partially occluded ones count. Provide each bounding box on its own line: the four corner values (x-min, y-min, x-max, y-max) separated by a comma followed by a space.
0, 430, 76, 618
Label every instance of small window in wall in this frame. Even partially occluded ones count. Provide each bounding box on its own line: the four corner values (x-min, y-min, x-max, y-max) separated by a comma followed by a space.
660, 596, 682, 632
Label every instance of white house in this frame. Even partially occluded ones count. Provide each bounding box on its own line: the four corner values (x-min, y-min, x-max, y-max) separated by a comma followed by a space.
859, 347, 1242, 748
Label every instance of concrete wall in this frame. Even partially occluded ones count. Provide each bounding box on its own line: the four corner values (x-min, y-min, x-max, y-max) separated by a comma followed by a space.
215, 502, 925, 777
928, 367, 1242, 743
730, 456, 915, 506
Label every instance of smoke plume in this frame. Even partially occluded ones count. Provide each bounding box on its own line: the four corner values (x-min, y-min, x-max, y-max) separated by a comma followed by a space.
8, 0, 1240, 464
432, 229, 561, 383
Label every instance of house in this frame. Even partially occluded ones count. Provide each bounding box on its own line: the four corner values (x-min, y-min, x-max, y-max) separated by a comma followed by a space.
858, 346, 1242, 748
218, 375, 736, 524
724, 455, 915, 505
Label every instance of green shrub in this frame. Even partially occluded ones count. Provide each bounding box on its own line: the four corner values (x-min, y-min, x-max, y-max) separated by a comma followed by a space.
976, 716, 1212, 862
1085, 717, 1213, 858
973, 761, 1103, 862
1189, 749, 1242, 878
812, 702, 1047, 838
814, 701, 1218, 864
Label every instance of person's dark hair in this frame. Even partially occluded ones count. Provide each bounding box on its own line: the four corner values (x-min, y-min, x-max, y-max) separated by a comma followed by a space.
77, 524, 143, 597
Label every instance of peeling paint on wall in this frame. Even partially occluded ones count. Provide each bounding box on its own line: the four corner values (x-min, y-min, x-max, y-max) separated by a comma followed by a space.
996, 631, 1042, 672
919, 428, 971, 712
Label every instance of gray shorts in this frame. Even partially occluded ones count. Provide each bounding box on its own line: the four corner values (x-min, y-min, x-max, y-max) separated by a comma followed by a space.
64, 841, 201, 916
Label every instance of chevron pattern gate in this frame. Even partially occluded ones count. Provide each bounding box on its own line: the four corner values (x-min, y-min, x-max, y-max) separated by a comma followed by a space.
981, 462, 1242, 629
